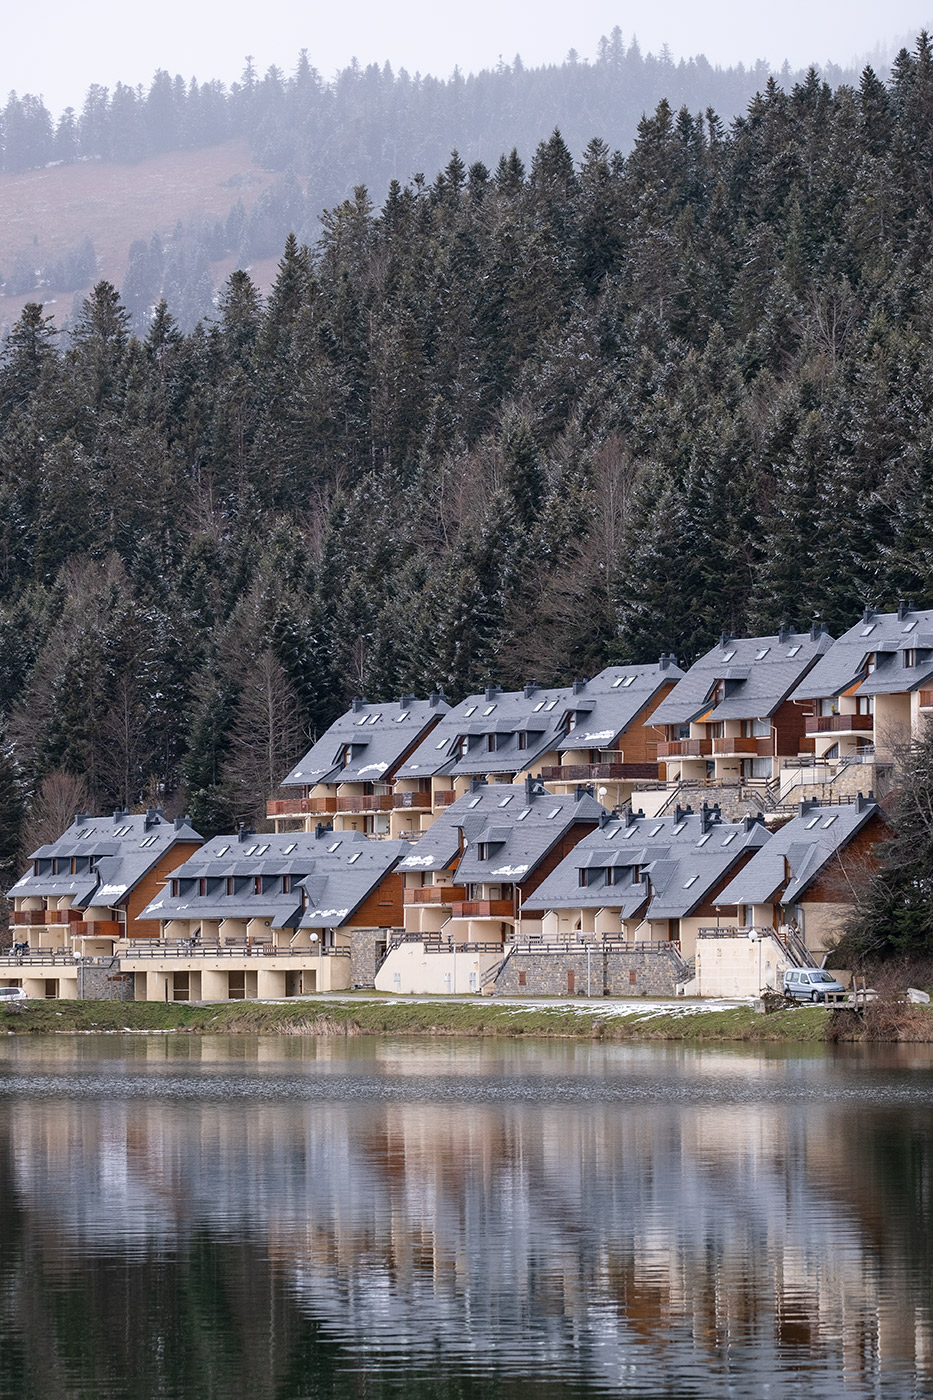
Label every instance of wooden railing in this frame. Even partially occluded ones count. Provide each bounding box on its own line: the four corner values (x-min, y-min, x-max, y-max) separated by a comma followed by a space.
711, 736, 772, 756
336, 793, 394, 813
538, 762, 660, 781
434, 789, 458, 806
403, 886, 468, 905
266, 796, 333, 817
392, 791, 432, 809
11, 909, 82, 926
79, 921, 122, 940
450, 900, 513, 918
657, 740, 712, 758
920, 691, 933, 708
804, 714, 874, 734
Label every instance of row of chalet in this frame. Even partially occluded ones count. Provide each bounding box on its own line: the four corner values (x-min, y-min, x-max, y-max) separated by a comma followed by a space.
268, 604, 933, 840
5, 779, 884, 1002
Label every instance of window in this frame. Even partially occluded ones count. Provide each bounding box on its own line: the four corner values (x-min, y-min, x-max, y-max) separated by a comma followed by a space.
612, 676, 626, 688
516, 809, 531, 821
226, 878, 234, 895
722, 832, 737, 846
284, 843, 297, 854
533, 700, 546, 711
788, 645, 802, 657
328, 842, 341, 852
199, 879, 207, 896
215, 844, 229, 856
478, 843, 491, 861
623, 827, 637, 839
487, 733, 499, 752
140, 835, 158, 848
368, 713, 382, 724
255, 844, 269, 856
578, 868, 589, 887
395, 712, 409, 722
355, 716, 368, 726
436, 739, 448, 749
468, 796, 482, 808
721, 649, 736, 662
755, 647, 770, 660
857, 696, 874, 715
282, 875, 291, 892
483, 704, 496, 716
805, 816, 821, 829
544, 700, 558, 711
348, 852, 361, 864
904, 650, 917, 668
547, 806, 561, 819
172, 880, 180, 897
821, 815, 838, 828
498, 794, 514, 807
683, 874, 699, 888
861, 624, 876, 637
903, 619, 918, 633
697, 832, 712, 846
622, 675, 635, 687
464, 705, 477, 716
650, 824, 663, 836
517, 731, 527, 750
605, 826, 619, 840
605, 865, 618, 886
672, 822, 687, 834
254, 876, 262, 895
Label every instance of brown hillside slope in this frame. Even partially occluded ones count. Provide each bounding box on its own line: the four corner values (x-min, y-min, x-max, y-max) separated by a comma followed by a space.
0, 139, 285, 329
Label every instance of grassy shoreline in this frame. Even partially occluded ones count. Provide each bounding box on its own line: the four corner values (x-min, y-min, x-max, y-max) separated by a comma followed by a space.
2, 997, 932, 1043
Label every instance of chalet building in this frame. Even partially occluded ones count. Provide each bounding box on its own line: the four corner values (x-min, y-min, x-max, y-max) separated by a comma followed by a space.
5, 809, 203, 1000
520, 804, 770, 962
649, 626, 832, 787
268, 693, 449, 841
129, 826, 408, 1000
715, 793, 885, 956
377, 778, 604, 993
789, 604, 933, 771
534, 659, 684, 808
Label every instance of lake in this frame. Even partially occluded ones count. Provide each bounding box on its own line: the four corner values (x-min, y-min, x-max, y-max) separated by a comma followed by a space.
0, 1033, 930, 1398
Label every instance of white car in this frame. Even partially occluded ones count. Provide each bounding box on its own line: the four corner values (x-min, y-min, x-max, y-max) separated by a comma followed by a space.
0, 986, 27, 1004
783, 968, 845, 1003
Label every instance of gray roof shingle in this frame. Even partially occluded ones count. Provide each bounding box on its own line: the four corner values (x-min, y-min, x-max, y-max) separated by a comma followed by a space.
649, 631, 833, 726
716, 797, 883, 907
8, 811, 202, 909
521, 809, 771, 921
282, 694, 449, 787
791, 607, 933, 701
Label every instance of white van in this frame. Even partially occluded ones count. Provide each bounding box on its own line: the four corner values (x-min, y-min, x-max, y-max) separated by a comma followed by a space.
783, 968, 845, 1003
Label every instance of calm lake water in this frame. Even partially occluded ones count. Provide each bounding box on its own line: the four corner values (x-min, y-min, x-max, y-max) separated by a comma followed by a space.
0, 1033, 931, 1399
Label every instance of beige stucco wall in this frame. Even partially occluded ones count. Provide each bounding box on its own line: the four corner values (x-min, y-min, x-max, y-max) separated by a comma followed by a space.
374, 940, 502, 994
695, 934, 791, 998
799, 902, 850, 954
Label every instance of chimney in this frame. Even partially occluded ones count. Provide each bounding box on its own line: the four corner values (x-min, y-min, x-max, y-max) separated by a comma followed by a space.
897, 600, 910, 621
675, 805, 684, 824
861, 605, 873, 624
351, 696, 365, 713
719, 629, 732, 649
75, 812, 85, 826
144, 806, 158, 830
113, 809, 122, 822
599, 808, 611, 828
659, 652, 670, 671
574, 784, 592, 802
810, 619, 823, 641
523, 682, 538, 699
778, 622, 791, 644
429, 689, 446, 708
743, 813, 764, 832
470, 776, 487, 794
484, 685, 501, 702
573, 679, 587, 695
798, 797, 819, 818
238, 823, 248, 842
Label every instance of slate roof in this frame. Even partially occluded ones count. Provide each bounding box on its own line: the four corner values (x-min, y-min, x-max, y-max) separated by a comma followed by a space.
8, 810, 203, 909
282, 694, 448, 788
716, 796, 883, 907
397, 780, 604, 883
790, 607, 933, 701
521, 808, 771, 921
139, 828, 407, 931
395, 684, 572, 779
554, 661, 684, 751
649, 630, 833, 726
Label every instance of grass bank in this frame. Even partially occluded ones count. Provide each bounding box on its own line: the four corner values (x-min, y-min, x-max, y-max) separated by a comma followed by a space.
3, 996, 926, 1042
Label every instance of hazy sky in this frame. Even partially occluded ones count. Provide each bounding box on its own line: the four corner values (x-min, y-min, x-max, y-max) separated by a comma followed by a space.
4, 0, 931, 114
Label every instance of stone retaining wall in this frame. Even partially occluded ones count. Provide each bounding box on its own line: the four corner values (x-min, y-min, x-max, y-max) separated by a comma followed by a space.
495, 947, 680, 998
350, 928, 399, 988
78, 959, 135, 1001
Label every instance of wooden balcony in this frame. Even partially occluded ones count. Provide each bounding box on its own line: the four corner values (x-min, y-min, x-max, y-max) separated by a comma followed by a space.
657, 740, 712, 759
266, 796, 333, 817
403, 886, 468, 905
79, 921, 122, 940
920, 690, 933, 709
451, 900, 514, 919
804, 714, 874, 735
393, 791, 433, 810
538, 762, 660, 781
434, 789, 457, 806
336, 794, 394, 813
711, 737, 772, 756
11, 908, 81, 926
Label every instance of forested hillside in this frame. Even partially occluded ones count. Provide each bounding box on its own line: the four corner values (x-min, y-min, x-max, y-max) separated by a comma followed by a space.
0, 34, 863, 329
1, 39, 933, 864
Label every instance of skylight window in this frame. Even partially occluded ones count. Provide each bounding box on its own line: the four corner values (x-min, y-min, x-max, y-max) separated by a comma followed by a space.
722, 650, 736, 662
368, 713, 382, 724
605, 826, 620, 840
483, 704, 496, 716
396, 712, 409, 722
284, 843, 297, 855
755, 647, 770, 660
140, 835, 158, 848
903, 620, 918, 633
468, 796, 482, 808
348, 852, 361, 864
435, 739, 448, 749
672, 821, 687, 834
623, 827, 637, 839
245, 846, 258, 856
722, 832, 737, 846
788, 645, 802, 657
548, 806, 561, 819
861, 625, 876, 637
612, 676, 625, 688
255, 844, 270, 856
697, 832, 712, 846
498, 794, 514, 807
464, 705, 477, 716
517, 809, 531, 821
328, 842, 341, 852
683, 874, 699, 888
821, 815, 838, 828
215, 845, 229, 857
355, 716, 368, 725
622, 675, 636, 687
544, 700, 558, 711
650, 824, 663, 836
805, 816, 821, 829
533, 700, 546, 711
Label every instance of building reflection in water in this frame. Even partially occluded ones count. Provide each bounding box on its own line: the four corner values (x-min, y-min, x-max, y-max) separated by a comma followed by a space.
0, 1036, 930, 1397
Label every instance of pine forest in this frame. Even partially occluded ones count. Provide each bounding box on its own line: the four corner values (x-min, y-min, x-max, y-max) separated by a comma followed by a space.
2, 39, 933, 866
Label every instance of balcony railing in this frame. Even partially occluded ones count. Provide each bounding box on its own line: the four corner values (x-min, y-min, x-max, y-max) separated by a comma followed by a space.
450, 900, 514, 919
392, 791, 433, 810
434, 789, 457, 806
336, 794, 394, 813
657, 740, 712, 759
804, 714, 874, 734
711, 737, 772, 756
403, 886, 468, 905
11, 908, 82, 926
538, 762, 660, 781
266, 796, 333, 817
78, 921, 122, 940
920, 691, 933, 709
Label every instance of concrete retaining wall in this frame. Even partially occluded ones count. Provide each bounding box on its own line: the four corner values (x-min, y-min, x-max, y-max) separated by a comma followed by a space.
495, 947, 680, 997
